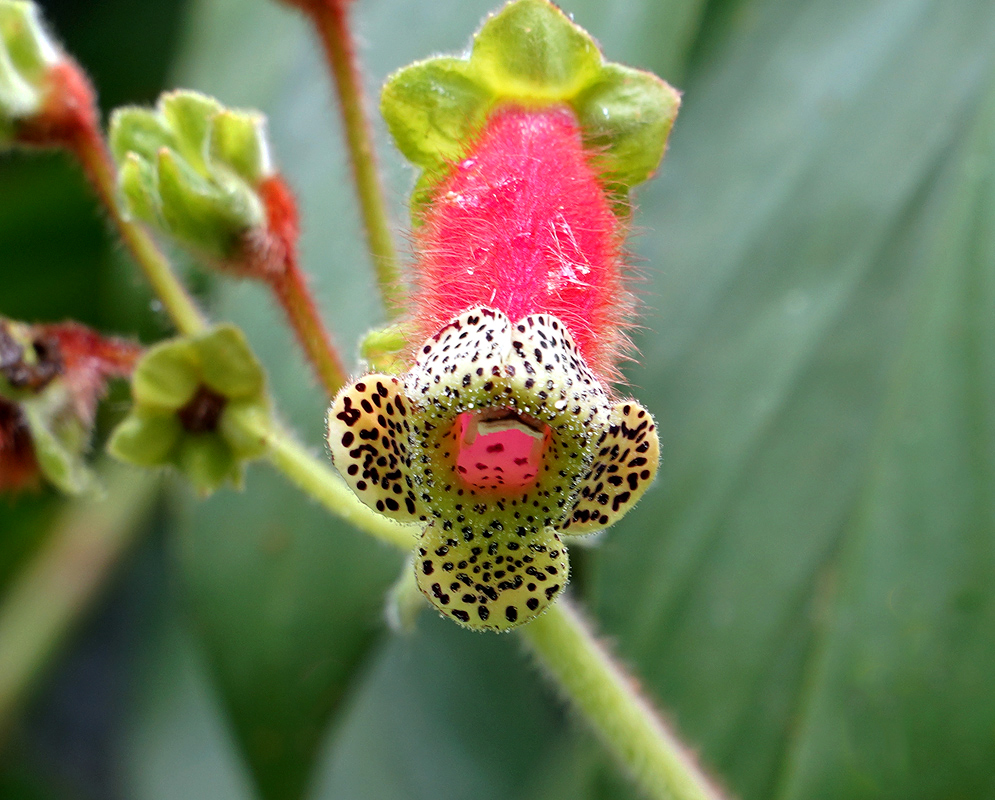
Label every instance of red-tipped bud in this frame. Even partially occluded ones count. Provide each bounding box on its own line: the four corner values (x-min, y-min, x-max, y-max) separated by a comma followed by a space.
1, 2, 99, 151
0, 319, 140, 495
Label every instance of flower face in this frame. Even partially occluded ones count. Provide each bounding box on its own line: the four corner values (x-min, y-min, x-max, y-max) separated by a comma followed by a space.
328, 306, 659, 630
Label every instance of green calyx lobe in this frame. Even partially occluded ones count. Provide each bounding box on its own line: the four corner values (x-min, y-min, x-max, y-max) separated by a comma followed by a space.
109, 90, 273, 262
380, 0, 680, 215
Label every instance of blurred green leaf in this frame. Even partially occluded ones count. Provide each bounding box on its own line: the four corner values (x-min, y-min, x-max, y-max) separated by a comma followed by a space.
132, 1, 995, 800
117, 601, 256, 800
591, 2, 995, 799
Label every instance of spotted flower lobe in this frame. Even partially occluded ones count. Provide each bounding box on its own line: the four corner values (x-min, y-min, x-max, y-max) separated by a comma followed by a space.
326, 373, 421, 522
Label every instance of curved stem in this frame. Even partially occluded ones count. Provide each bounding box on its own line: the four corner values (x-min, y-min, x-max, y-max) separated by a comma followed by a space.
270, 258, 349, 396
70, 127, 209, 336
521, 600, 727, 800
305, 1, 404, 318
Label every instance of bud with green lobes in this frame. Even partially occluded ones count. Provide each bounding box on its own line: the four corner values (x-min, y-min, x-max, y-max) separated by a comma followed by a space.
110, 91, 292, 277
107, 325, 272, 495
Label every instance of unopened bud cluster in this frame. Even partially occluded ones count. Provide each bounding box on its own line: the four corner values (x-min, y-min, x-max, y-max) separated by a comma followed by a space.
111, 91, 289, 275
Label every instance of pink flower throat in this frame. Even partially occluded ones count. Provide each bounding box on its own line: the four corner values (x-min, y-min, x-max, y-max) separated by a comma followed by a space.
454, 409, 549, 491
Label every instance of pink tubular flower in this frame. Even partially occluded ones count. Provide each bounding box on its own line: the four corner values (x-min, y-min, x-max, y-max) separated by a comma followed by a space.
327, 0, 678, 630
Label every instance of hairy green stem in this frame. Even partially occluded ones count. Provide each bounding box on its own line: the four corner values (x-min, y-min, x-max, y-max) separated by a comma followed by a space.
521, 601, 726, 800
71, 127, 209, 336
0, 464, 159, 748
305, 1, 404, 318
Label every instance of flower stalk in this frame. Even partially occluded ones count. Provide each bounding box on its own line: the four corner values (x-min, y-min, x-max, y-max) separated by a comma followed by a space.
286, 0, 404, 317
70, 126, 209, 336
256, 174, 348, 395
522, 601, 727, 800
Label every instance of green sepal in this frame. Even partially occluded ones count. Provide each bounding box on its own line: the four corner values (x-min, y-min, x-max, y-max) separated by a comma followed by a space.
219, 400, 269, 460
176, 433, 242, 495
108, 324, 271, 495
359, 323, 414, 374
107, 408, 183, 467
211, 108, 271, 184
471, 0, 602, 100
21, 388, 96, 495
381, 57, 493, 171
155, 146, 261, 260
109, 106, 174, 164
117, 153, 161, 228
0, 1, 63, 144
575, 63, 681, 192
381, 0, 680, 209
158, 90, 218, 172
196, 325, 265, 400
132, 338, 200, 411
109, 90, 273, 263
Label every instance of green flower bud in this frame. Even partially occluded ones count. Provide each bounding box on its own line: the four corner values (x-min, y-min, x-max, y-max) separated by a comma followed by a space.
381, 0, 680, 213
0, 0, 63, 144
109, 91, 273, 265
107, 324, 271, 495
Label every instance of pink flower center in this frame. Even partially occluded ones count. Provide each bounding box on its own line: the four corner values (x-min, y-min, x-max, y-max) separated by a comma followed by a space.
454, 409, 547, 491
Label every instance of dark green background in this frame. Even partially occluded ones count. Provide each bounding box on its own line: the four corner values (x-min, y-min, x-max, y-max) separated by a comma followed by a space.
1, 0, 994, 798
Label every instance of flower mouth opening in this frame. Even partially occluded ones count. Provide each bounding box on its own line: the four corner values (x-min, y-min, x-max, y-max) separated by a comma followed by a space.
454, 408, 548, 491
